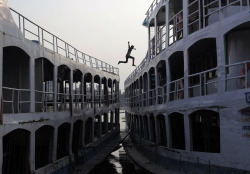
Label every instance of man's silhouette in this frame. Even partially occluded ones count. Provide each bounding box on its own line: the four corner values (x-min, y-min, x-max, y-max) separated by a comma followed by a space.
118, 42, 136, 66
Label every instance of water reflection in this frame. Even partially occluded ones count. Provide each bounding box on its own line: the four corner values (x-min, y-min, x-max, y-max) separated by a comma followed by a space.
89, 146, 149, 174
89, 111, 150, 174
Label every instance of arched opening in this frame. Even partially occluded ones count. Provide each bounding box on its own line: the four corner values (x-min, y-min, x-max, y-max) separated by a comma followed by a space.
57, 123, 70, 159
73, 69, 83, 110
169, 113, 185, 150
190, 110, 220, 153
149, 67, 156, 105
156, 6, 166, 53
157, 60, 167, 104
72, 120, 83, 163
84, 73, 92, 109
35, 125, 54, 169
57, 65, 71, 111
169, 51, 184, 101
168, 0, 183, 44
2, 46, 30, 113
94, 75, 101, 108
188, 38, 217, 97
35, 58, 54, 112
157, 114, 167, 146
225, 22, 250, 91
85, 117, 93, 144
3, 129, 30, 174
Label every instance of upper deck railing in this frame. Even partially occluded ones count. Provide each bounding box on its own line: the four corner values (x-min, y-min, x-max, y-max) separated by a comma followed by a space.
9, 8, 119, 75
125, 0, 250, 86
145, 0, 167, 20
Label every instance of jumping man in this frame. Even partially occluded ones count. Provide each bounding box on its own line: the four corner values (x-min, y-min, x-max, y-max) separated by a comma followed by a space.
118, 42, 136, 66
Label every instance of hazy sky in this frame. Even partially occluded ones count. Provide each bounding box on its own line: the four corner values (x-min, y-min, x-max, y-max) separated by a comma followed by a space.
8, 0, 153, 91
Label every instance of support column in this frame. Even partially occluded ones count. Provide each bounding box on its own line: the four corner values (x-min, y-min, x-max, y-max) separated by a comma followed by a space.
183, 0, 188, 38
30, 58, 35, 112
0, 34, 3, 121
91, 76, 94, 109
165, 1, 169, 47
184, 49, 189, 99
184, 113, 191, 150
52, 127, 58, 162
70, 69, 74, 115
216, 35, 226, 94
30, 131, 35, 172
147, 115, 152, 142
165, 114, 170, 148
69, 122, 74, 160
154, 68, 158, 105
54, 66, 58, 112
110, 111, 114, 130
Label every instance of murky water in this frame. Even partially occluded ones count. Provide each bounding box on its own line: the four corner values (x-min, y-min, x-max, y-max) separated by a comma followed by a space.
89, 111, 150, 174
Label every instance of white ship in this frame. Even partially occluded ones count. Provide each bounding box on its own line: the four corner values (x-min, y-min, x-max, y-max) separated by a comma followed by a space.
0, 0, 120, 174
124, 0, 250, 173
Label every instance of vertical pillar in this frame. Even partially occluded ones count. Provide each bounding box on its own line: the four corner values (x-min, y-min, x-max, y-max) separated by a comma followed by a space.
183, 0, 188, 38
98, 116, 102, 138
165, 1, 169, 47
30, 131, 35, 172
166, 57, 170, 103
165, 114, 170, 147
184, 113, 191, 150
91, 118, 94, 143
147, 73, 150, 106
184, 49, 189, 99
82, 120, 85, 146
110, 111, 114, 130
147, 115, 152, 142
54, 66, 58, 112
216, 36, 226, 94
99, 79, 101, 107
0, 34, 3, 122
148, 27, 151, 63
30, 58, 35, 112
154, 68, 158, 105
52, 127, 58, 162
81, 74, 84, 109
111, 80, 113, 104
69, 122, 74, 159
70, 69, 74, 115
154, 15, 157, 57
91, 76, 94, 108
104, 113, 108, 133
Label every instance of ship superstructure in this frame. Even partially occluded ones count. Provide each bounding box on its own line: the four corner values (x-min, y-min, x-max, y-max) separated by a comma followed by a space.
0, 1, 120, 174
124, 0, 250, 173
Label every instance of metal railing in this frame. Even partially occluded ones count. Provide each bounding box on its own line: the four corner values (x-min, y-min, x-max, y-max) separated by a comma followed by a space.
169, 78, 185, 101
145, 0, 167, 20
226, 61, 250, 91
2, 87, 30, 113
57, 92, 71, 111
169, 10, 183, 45
188, 68, 218, 97
35, 90, 54, 112
10, 8, 119, 75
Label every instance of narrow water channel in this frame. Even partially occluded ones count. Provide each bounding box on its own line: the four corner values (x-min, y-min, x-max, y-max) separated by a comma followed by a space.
89, 110, 150, 174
